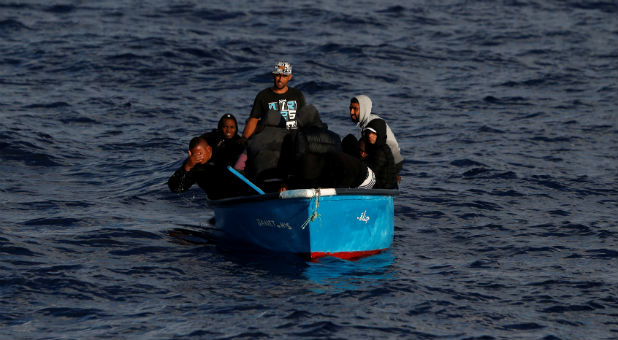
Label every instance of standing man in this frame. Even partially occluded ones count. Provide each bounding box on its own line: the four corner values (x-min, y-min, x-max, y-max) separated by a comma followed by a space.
349, 94, 403, 181
241, 61, 306, 140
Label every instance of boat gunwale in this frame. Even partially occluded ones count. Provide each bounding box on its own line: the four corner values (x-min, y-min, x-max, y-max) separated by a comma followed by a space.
207, 188, 399, 206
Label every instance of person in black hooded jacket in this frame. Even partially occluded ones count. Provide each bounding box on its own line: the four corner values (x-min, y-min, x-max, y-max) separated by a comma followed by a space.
238, 109, 290, 192
292, 150, 376, 189
279, 104, 376, 190
289, 104, 341, 156
168, 136, 252, 199
363, 119, 397, 189
278, 104, 341, 187
201, 113, 245, 168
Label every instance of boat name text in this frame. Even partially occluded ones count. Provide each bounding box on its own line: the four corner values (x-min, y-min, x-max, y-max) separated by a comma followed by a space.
256, 218, 292, 230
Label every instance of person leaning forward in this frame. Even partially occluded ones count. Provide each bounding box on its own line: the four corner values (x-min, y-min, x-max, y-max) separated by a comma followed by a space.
168, 136, 215, 194
241, 61, 306, 140
168, 136, 251, 200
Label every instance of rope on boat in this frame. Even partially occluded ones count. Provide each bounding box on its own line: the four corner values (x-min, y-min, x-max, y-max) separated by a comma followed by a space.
300, 189, 321, 230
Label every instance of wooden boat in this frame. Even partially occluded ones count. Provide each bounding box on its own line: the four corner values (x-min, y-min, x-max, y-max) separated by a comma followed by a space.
208, 187, 398, 260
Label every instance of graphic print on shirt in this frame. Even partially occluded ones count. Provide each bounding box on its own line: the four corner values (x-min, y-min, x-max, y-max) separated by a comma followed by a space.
268, 100, 298, 130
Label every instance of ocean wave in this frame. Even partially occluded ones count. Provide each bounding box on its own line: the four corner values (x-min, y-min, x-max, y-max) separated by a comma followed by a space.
0, 19, 30, 33
0, 0, 616, 339
0, 140, 63, 167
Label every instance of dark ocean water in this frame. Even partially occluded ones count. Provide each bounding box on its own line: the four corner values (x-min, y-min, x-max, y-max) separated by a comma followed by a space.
1, 0, 617, 339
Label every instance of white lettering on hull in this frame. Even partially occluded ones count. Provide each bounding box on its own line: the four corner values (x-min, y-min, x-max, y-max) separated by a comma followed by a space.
357, 210, 370, 223
256, 218, 292, 230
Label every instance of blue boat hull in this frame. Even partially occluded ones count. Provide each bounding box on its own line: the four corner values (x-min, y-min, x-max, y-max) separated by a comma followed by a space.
209, 188, 397, 260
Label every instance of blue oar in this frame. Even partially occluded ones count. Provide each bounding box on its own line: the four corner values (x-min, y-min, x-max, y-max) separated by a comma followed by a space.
227, 166, 265, 195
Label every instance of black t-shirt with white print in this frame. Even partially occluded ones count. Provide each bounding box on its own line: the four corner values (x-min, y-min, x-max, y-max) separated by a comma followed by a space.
250, 87, 306, 130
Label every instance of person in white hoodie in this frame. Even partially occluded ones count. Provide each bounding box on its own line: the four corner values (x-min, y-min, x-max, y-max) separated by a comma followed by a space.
348, 95, 403, 180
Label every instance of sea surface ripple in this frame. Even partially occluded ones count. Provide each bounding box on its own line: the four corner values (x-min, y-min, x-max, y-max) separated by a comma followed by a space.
1, 1, 617, 339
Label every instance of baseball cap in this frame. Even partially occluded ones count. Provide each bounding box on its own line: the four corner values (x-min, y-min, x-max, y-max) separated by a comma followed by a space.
272, 61, 292, 75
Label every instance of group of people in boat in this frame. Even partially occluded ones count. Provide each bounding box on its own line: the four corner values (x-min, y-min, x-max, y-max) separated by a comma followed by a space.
168, 61, 403, 199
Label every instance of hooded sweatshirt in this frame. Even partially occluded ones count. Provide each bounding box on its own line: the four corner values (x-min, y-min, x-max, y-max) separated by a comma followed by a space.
245, 109, 289, 186
290, 151, 369, 190
295, 104, 341, 155
364, 119, 397, 189
279, 104, 342, 184
353, 95, 403, 172
202, 113, 244, 167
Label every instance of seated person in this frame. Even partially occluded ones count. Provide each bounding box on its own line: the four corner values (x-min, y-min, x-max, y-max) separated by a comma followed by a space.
362, 120, 398, 189
291, 104, 341, 155
201, 113, 245, 167
236, 110, 289, 192
279, 104, 342, 185
341, 133, 369, 160
168, 136, 252, 199
348, 95, 403, 179
359, 138, 368, 159
342, 133, 360, 159
289, 151, 375, 190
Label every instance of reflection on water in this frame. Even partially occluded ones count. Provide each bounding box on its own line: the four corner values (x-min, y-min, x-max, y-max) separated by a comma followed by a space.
303, 251, 395, 293
167, 226, 218, 245
167, 227, 396, 293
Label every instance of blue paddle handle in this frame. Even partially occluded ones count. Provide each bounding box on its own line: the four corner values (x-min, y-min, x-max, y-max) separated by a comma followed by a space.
227, 166, 265, 195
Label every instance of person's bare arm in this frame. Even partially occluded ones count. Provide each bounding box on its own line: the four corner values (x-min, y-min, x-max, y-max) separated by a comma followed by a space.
242, 117, 259, 139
